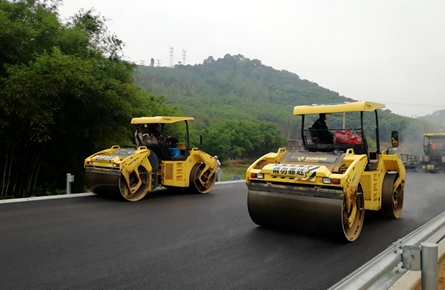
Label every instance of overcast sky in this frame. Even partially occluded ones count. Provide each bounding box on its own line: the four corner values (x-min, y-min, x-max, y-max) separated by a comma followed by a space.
58, 0, 445, 118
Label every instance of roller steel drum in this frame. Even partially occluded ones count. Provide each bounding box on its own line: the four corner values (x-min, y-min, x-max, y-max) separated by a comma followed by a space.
85, 167, 121, 196
85, 148, 151, 201
247, 182, 365, 242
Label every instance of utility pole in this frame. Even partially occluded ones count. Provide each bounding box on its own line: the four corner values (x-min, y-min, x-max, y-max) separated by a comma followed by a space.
169, 46, 174, 67
182, 49, 187, 65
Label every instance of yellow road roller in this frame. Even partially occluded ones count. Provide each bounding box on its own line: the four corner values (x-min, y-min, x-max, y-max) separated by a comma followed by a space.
246, 101, 406, 241
84, 116, 217, 201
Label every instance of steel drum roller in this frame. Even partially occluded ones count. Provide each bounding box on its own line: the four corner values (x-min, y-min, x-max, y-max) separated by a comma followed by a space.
85, 166, 150, 201
247, 185, 364, 242
85, 168, 122, 196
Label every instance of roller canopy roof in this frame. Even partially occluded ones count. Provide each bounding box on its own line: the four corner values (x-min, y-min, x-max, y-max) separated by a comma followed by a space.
293, 101, 386, 115
131, 116, 194, 124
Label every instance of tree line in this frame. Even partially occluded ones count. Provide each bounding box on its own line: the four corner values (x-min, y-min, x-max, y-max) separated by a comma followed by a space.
0, 0, 181, 198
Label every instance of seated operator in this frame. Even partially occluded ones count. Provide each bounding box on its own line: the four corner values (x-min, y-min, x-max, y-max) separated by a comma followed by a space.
136, 124, 161, 146
146, 123, 161, 143
312, 113, 334, 144
425, 140, 436, 155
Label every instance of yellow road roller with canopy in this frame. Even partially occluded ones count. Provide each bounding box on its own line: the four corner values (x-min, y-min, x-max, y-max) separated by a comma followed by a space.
84, 116, 217, 201
246, 101, 406, 242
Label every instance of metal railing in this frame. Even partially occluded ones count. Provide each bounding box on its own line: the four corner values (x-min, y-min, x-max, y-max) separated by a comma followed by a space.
328, 211, 445, 290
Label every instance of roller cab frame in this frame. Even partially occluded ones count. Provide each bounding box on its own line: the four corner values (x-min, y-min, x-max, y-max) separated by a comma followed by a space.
418, 133, 445, 173
246, 101, 406, 242
84, 116, 217, 201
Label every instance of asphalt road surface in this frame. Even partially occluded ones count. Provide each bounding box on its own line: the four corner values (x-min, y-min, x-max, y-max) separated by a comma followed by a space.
1, 171, 444, 290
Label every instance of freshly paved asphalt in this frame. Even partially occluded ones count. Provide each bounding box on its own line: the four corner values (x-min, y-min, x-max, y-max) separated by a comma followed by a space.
0, 172, 444, 290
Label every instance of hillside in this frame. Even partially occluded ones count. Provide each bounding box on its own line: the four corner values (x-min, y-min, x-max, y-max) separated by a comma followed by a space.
134, 54, 350, 138
418, 110, 445, 129
133, 54, 439, 153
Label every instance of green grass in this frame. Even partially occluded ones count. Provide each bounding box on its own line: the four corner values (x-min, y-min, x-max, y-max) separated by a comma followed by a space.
219, 163, 249, 181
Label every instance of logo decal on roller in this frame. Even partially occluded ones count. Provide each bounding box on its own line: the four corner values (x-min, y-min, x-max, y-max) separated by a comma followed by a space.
291, 155, 337, 163
271, 165, 319, 181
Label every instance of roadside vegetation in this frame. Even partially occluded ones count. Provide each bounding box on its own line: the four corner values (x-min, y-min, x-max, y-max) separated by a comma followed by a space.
0, 0, 176, 198
219, 159, 252, 182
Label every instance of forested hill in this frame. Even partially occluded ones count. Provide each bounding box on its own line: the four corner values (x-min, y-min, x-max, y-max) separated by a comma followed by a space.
134, 54, 350, 138
133, 54, 437, 143
418, 110, 445, 128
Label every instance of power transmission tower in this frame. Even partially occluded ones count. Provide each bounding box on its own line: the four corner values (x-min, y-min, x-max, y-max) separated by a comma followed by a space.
169, 46, 174, 67
156, 59, 161, 67
182, 49, 187, 65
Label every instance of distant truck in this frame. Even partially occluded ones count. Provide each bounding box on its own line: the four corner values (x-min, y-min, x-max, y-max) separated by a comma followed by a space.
418, 133, 445, 173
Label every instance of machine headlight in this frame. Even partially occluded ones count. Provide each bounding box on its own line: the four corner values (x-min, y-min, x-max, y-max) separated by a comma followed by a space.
322, 178, 340, 184
250, 173, 264, 179
322, 178, 332, 184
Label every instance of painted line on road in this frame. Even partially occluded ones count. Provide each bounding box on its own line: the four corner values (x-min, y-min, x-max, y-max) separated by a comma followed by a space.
0, 193, 96, 204
0, 180, 246, 204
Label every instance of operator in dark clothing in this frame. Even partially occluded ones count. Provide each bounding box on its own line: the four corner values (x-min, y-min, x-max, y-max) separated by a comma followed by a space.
312, 113, 334, 144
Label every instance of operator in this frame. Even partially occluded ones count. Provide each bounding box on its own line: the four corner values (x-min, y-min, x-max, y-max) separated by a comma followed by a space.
425, 140, 436, 154
214, 155, 221, 182
135, 124, 160, 146
430, 141, 436, 151
312, 113, 334, 144
146, 123, 161, 143
214, 155, 221, 168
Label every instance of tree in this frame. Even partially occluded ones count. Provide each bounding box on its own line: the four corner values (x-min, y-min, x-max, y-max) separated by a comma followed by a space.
201, 120, 287, 161
0, 0, 174, 198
